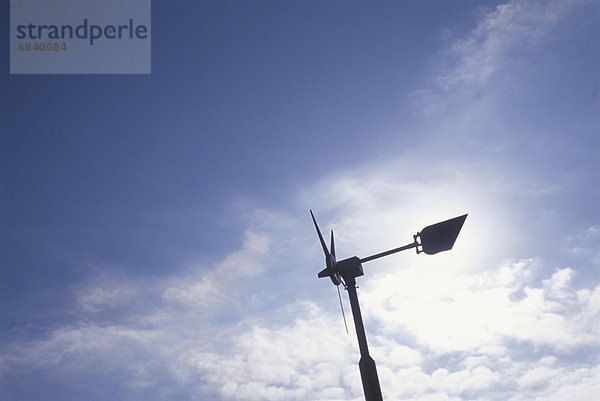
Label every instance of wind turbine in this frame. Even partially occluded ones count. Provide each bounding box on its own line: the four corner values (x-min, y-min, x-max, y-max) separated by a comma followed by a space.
310, 210, 467, 401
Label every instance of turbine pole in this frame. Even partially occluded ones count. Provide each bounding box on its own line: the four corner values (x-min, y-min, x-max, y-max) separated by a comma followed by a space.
344, 275, 383, 401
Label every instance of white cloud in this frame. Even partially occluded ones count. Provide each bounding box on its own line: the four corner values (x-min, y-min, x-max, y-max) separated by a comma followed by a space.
2, 197, 599, 401
362, 259, 600, 353
184, 303, 361, 401
1, 324, 162, 382
77, 279, 139, 313
436, 0, 583, 90
510, 364, 600, 401
518, 365, 563, 388
6, 213, 598, 401
567, 226, 600, 266
162, 230, 269, 310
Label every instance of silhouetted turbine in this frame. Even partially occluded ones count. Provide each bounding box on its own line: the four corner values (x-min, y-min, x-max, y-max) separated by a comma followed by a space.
310, 211, 467, 401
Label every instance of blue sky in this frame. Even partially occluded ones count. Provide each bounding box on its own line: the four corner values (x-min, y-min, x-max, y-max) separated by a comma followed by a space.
1, 0, 599, 400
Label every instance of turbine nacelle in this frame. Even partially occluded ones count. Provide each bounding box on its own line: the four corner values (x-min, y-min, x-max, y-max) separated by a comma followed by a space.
311, 211, 365, 286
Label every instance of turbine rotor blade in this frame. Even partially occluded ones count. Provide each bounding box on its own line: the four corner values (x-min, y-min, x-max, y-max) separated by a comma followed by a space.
310, 210, 330, 257
330, 230, 336, 259
337, 284, 349, 334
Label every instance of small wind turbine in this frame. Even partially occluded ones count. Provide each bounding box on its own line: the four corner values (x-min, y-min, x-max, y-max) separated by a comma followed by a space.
310, 210, 467, 401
